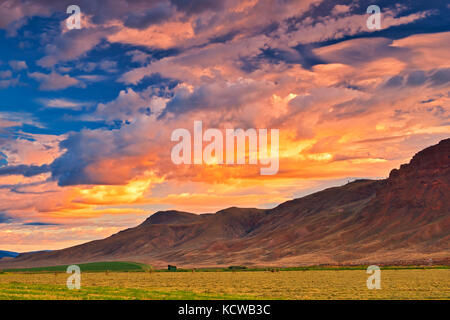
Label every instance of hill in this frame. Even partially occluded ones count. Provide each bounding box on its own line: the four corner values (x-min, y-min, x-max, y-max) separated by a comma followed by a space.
0, 251, 19, 259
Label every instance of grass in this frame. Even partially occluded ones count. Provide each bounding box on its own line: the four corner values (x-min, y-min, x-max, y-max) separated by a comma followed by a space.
0, 282, 251, 300
2, 261, 150, 273
0, 269, 448, 300
3, 261, 448, 273
165, 265, 450, 272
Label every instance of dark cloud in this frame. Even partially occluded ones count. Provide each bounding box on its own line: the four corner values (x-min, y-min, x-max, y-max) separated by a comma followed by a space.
406, 70, 427, 86
169, 0, 223, 15
0, 213, 14, 223
0, 164, 50, 177
237, 44, 325, 73
383, 75, 404, 89
82, 0, 163, 25
49, 133, 101, 186
429, 68, 450, 87
382, 68, 450, 90
161, 80, 274, 117
293, 45, 327, 69
124, 2, 174, 29
259, 45, 325, 70
48, 128, 150, 186
383, 75, 404, 88
23, 222, 60, 226
384, 75, 404, 88
208, 31, 239, 44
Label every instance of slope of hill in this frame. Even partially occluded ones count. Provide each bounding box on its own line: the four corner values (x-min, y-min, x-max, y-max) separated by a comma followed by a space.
1, 139, 449, 268
0, 251, 19, 259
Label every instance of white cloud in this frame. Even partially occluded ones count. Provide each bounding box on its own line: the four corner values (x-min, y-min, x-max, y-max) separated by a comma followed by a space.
38, 98, 92, 110
28, 71, 81, 91
0, 112, 43, 129
0, 70, 12, 78
331, 5, 351, 16
0, 78, 19, 89
126, 50, 151, 64
77, 74, 107, 82
9, 60, 27, 71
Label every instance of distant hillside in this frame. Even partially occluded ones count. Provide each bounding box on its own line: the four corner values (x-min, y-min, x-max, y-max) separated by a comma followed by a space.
0, 251, 19, 259
1, 138, 449, 268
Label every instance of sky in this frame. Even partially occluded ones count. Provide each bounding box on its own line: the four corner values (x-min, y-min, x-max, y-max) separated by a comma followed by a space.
0, 0, 449, 252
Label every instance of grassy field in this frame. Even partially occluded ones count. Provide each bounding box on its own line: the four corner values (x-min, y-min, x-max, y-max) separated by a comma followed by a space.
2, 261, 149, 273
3, 262, 447, 273
0, 268, 448, 300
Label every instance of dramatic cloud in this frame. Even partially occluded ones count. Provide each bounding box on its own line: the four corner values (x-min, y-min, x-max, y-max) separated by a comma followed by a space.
95, 88, 153, 121
37, 26, 116, 68
161, 79, 275, 117
124, 2, 175, 29
0, 0, 448, 251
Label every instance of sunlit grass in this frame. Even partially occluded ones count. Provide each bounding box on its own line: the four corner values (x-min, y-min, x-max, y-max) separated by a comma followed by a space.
0, 269, 448, 300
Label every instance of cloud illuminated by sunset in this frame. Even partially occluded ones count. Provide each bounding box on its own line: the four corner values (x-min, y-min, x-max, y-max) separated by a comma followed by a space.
0, 0, 448, 252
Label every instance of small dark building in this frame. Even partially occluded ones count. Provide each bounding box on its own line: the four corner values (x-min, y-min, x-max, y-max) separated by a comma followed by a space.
168, 265, 177, 271
228, 266, 247, 270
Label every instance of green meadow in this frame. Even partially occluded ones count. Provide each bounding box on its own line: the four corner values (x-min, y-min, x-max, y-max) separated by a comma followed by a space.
2, 261, 149, 273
